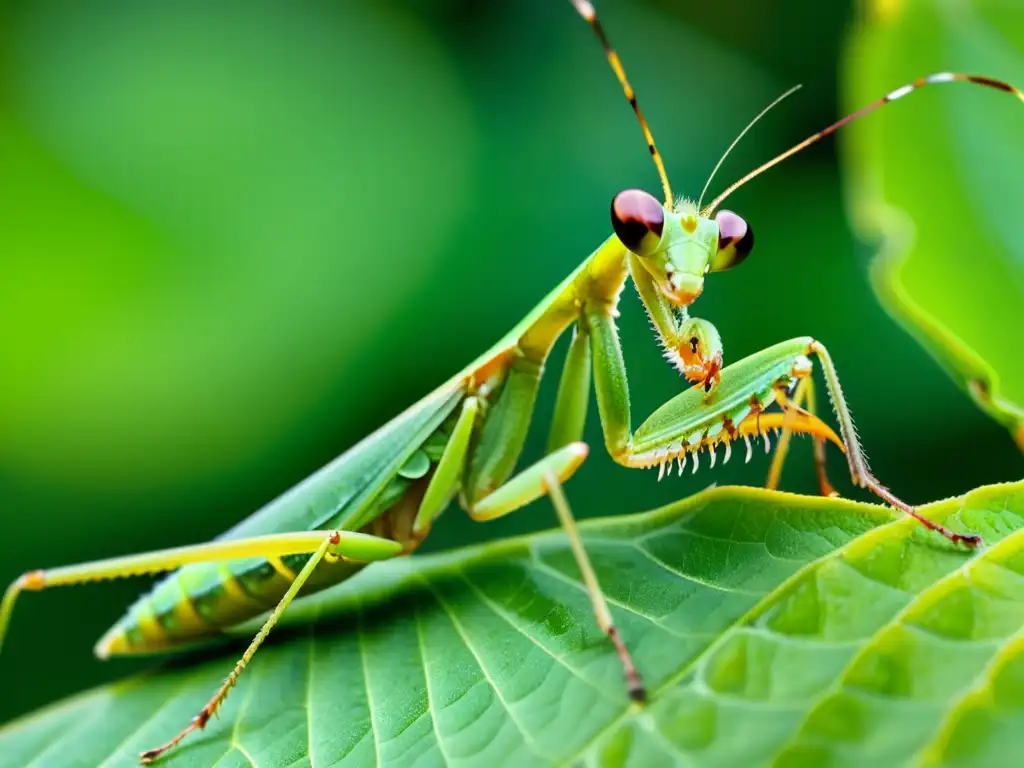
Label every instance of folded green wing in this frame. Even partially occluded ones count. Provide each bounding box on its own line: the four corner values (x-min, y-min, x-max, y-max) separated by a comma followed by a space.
217, 383, 465, 541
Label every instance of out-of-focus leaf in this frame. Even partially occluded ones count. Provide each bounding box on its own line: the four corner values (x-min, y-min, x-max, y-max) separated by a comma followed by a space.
2, 482, 1022, 766
843, 0, 1024, 449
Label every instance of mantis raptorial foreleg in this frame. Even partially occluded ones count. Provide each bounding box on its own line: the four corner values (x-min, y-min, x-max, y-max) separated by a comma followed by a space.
583, 304, 981, 546
440, 311, 848, 707
628, 254, 724, 390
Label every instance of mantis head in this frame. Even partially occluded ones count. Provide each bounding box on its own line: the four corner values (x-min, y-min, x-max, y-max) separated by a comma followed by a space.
610, 189, 753, 307
573, 0, 1023, 316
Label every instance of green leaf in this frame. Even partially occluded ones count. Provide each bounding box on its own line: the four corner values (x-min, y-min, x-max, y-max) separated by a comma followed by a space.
842, 1, 1024, 449
3, 482, 1023, 766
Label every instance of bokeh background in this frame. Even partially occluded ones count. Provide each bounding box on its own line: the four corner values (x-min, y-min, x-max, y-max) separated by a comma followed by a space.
1, 0, 1019, 724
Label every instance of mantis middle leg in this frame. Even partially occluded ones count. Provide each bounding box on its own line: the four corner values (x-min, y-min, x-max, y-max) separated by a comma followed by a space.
409, 336, 646, 701
766, 375, 838, 497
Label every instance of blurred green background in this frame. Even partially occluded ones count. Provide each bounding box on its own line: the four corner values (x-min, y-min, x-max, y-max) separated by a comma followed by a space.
0, 0, 1019, 724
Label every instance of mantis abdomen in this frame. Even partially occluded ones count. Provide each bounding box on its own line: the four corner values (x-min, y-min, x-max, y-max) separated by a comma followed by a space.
96, 431, 454, 657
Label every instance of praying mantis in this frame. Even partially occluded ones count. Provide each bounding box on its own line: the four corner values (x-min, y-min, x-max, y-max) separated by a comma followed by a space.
2, 1, 1022, 763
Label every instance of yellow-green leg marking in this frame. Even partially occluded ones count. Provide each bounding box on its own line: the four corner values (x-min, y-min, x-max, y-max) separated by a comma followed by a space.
138, 532, 366, 763
0, 531, 401, 658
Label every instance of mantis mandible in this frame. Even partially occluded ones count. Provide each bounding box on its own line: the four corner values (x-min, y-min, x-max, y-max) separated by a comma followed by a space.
2, 1, 1022, 762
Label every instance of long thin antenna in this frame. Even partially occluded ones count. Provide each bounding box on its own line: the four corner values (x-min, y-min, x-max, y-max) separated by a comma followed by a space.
569, 0, 673, 206
697, 84, 803, 212
705, 72, 1024, 215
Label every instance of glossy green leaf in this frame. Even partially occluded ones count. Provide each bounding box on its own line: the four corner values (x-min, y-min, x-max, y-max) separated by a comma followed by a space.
3, 482, 1023, 767
843, 1, 1024, 449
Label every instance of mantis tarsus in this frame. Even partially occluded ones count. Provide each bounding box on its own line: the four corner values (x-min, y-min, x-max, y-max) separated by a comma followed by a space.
2, 1, 1022, 762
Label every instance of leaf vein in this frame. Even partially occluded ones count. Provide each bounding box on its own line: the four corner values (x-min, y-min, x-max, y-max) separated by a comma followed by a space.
455, 568, 623, 703
529, 558, 691, 639
627, 541, 764, 596
356, 600, 383, 768
418, 573, 552, 761
414, 603, 453, 767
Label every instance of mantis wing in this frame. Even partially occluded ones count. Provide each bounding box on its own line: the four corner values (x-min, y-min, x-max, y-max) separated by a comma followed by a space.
217, 383, 465, 541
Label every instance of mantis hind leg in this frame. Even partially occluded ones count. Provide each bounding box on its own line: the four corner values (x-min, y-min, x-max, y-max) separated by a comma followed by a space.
139, 534, 336, 763
0, 530, 402, 763
0, 531, 402, 658
765, 375, 838, 497
136, 529, 405, 763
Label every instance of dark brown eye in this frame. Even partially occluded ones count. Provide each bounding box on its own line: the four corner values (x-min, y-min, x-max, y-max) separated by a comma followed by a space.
611, 189, 665, 255
710, 210, 754, 271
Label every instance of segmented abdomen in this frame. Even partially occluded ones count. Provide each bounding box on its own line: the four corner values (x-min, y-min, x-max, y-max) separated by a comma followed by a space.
96, 471, 432, 657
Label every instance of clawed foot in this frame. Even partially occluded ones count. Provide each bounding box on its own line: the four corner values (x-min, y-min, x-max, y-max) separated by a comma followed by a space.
950, 531, 984, 548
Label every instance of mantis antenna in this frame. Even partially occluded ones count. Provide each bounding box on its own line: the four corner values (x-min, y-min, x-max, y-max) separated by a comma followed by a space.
697, 84, 803, 212
705, 72, 1024, 214
569, 0, 674, 207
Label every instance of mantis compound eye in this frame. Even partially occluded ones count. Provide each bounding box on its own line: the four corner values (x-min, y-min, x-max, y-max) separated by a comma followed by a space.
611, 189, 665, 256
710, 210, 754, 271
